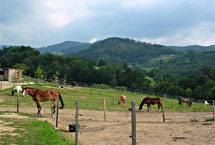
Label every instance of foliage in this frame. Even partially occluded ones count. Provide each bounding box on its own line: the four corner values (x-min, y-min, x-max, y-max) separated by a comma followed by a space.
1, 44, 215, 100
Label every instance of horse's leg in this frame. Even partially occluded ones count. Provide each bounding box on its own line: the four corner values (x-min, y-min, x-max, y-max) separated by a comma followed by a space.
157, 103, 160, 112
147, 104, 150, 111
35, 100, 41, 114
52, 99, 56, 114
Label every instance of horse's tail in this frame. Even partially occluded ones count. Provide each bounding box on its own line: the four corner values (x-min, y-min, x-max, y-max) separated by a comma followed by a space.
178, 98, 181, 105
58, 92, 64, 109
12, 89, 15, 96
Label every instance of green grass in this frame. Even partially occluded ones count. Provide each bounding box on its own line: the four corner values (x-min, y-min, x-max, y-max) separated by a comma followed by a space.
0, 84, 213, 112
0, 112, 74, 145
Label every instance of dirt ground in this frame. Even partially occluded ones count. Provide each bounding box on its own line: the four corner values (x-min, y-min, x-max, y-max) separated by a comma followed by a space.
0, 107, 215, 145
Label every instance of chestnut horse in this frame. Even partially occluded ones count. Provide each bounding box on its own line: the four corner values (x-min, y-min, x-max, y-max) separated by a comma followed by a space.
22, 88, 64, 115
139, 97, 163, 111
118, 95, 126, 105
178, 98, 192, 107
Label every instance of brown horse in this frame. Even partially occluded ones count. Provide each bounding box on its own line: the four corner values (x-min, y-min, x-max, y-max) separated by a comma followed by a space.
118, 95, 126, 105
72, 81, 77, 87
22, 88, 64, 115
139, 97, 163, 111
178, 98, 192, 107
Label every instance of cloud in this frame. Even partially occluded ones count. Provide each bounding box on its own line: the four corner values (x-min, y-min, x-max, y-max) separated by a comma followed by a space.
0, 0, 214, 47
89, 38, 98, 43
140, 22, 215, 46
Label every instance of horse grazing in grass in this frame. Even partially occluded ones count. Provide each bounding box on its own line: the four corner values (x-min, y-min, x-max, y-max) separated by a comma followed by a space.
22, 88, 64, 115
118, 95, 126, 105
139, 97, 163, 112
72, 81, 77, 87
178, 98, 192, 107
12, 86, 25, 96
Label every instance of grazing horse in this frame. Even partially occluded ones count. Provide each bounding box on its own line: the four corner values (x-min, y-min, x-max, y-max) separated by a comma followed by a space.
178, 98, 192, 107
12, 86, 25, 96
139, 97, 163, 111
72, 81, 77, 87
118, 95, 126, 105
22, 88, 64, 115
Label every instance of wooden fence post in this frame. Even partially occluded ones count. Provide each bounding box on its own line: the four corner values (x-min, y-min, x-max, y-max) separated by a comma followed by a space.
55, 98, 59, 129
75, 100, 79, 145
131, 101, 136, 145
213, 101, 215, 121
17, 87, 19, 113
171, 95, 173, 111
0, 80, 2, 89
51, 95, 53, 117
103, 99, 107, 122
161, 103, 165, 122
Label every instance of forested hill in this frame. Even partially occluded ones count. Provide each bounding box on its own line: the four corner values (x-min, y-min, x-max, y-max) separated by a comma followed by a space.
71, 37, 177, 65
37, 41, 91, 55
1, 45, 215, 100
169, 45, 215, 51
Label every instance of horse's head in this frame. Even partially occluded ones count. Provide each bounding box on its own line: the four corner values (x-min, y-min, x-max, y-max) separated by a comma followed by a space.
118, 98, 121, 104
21, 86, 25, 91
22, 88, 30, 97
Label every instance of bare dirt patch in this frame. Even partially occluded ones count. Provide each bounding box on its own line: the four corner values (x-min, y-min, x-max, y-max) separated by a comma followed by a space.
0, 107, 215, 145
0, 113, 28, 138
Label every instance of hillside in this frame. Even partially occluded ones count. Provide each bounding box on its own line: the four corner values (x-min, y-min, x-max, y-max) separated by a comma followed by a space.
37, 41, 91, 55
72, 37, 177, 66
157, 50, 215, 75
170, 45, 215, 51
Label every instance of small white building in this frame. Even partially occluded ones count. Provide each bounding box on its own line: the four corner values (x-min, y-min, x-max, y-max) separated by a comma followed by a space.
0, 68, 22, 81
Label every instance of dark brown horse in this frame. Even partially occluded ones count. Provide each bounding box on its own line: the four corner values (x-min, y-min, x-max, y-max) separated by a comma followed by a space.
139, 97, 163, 111
178, 98, 192, 107
22, 88, 64, 115
72, 81, 77, 87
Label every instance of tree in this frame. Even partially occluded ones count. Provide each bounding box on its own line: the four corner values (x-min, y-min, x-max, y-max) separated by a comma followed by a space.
185, 88, 192, 98
34, 66, 43, 85
13, 63, 29, 74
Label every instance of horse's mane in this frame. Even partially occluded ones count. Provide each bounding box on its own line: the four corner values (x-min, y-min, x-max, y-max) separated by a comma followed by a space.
23, 87, 37, 90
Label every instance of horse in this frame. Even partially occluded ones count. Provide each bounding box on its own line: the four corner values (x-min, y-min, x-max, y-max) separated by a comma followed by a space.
118, 95, 126, 105
178, 98, 192, 107
12, 86, 25, 96
72, 81, 77, 87
139, 97, 163, 112
22, 88, 64, 115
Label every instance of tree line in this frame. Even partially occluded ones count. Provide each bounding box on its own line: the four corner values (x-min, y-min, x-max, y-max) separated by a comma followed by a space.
0, 46, 215, 100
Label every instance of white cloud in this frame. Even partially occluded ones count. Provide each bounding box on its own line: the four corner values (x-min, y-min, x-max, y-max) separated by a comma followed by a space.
121, 0, 155, 9
0, 0, 214, 46
89, 37, 98, 43
139, 22, 215, 46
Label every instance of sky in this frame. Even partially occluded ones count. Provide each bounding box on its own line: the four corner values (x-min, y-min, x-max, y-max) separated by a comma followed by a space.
0, 0, 214, 47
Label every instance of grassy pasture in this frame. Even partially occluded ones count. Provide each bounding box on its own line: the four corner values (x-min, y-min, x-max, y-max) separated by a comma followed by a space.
0, 111, 74, 145
0, 84, 213, 112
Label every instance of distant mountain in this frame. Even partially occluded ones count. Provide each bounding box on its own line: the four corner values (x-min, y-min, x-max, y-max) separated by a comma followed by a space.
0, 45, 11, 49
169, 45, 215, 51
37, 41, 91, 55
71, 37, 177, 66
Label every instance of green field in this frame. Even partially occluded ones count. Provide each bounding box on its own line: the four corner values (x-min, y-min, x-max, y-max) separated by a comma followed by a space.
0, 111, 74, 145
0, 84, 213, 112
